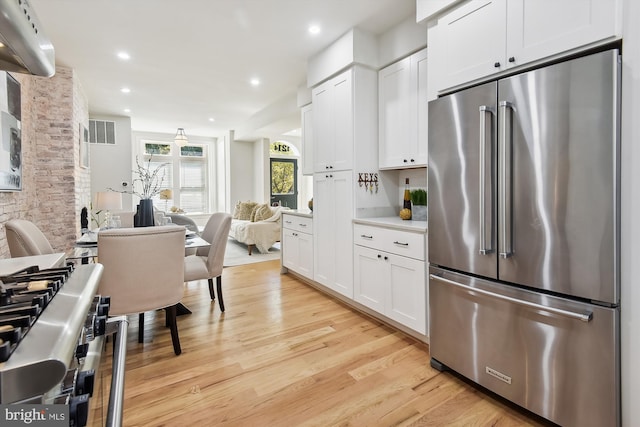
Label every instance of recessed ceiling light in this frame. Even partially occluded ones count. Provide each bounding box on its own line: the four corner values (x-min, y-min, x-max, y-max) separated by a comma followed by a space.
250, 78, 260, 86
121, 87, 131, 94
308, 25, 321, 35
117, 51, 130, 60
124, 108, 131, 113
208, 118, 215, 122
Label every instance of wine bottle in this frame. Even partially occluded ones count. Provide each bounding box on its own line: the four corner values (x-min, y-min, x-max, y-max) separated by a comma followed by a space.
403, 178, 412, 219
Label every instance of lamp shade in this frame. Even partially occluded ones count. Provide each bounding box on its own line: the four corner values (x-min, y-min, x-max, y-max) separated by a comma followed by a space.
95, 191, 123, 211
159, 189, 173, 200
174, 128, 188, 147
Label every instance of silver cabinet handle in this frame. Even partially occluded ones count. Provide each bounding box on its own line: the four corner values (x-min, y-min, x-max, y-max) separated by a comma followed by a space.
298, 223, 307, 227
393, 241, 409, 246
430, 274, 592, 322
498, 101, 513, 259
479, 105, 493, 255
360, 234, 373, 239
285, 220, 292, 224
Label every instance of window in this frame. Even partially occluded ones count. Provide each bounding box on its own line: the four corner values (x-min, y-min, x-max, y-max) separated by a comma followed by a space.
142, 141, 208, 214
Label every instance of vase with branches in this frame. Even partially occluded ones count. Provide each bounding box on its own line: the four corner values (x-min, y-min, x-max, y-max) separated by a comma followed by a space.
110, 156, 169, 199
109, 156, 170, 226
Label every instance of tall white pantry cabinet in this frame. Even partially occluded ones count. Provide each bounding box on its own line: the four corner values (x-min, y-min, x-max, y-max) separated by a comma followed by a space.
311, 65, 378, 298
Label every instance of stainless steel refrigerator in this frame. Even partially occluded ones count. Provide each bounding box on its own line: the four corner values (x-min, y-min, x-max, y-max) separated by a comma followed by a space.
427, 48, 620, 427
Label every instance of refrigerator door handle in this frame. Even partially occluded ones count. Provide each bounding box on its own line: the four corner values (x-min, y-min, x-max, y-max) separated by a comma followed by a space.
479, 105, 493, 255
429, 274, 593, 323
498, 101, 513, 259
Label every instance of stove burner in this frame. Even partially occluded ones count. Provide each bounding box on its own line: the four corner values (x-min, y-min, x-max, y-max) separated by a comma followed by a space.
0, 263, 74, 363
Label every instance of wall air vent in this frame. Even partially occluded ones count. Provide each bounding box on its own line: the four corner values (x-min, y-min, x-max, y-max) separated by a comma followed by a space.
89, 120, 116, 144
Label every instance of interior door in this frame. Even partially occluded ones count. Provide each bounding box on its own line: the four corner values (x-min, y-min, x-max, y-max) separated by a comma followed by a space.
270, 158, 297, 208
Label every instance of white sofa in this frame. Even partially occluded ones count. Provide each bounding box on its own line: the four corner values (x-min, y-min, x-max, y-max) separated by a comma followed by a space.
229, 203, 288, 254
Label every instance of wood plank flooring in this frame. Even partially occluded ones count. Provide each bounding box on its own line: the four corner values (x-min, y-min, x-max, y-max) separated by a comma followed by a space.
89, 260, 550, 426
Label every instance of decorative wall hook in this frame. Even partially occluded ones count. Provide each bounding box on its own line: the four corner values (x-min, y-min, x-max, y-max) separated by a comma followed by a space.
357, 172, 379, 193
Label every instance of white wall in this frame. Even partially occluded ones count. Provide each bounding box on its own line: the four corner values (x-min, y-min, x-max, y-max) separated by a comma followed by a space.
620, 0, 640, 423
253, 138, 270, 202
228, 133, 256, 207
377, 15, 427, 68
89, 114, 133, 210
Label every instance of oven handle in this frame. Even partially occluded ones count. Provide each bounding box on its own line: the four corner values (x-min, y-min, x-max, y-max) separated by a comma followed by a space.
430, 274, 593, 322
106, 316, 129, 427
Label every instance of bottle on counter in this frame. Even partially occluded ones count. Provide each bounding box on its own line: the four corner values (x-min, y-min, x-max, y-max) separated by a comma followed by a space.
400, 178, 412, 220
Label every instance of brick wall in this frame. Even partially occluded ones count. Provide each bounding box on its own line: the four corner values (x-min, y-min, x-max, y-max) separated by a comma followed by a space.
0, 66, 90, 259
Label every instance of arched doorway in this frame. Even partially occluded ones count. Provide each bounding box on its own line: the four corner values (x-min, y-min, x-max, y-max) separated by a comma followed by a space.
270, 141, 298, 208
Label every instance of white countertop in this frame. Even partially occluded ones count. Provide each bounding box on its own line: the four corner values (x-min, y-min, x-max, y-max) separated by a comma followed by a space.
0, 253, 67, 275
353, 216, 427, 233
281, 210, 313, 219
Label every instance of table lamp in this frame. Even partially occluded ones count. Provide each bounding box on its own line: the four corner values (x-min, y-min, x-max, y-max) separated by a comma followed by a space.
159, 189, 173, 212
95, 191, 123, 229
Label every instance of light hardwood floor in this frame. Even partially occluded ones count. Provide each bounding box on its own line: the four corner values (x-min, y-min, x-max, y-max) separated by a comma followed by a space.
89, 260, 550, 426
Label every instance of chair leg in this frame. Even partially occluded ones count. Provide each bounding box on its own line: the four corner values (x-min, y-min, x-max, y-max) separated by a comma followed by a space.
208, 278, 215, 300
138, 313, 144, 343
166, 305, 182, 356
216, 275, 225, 312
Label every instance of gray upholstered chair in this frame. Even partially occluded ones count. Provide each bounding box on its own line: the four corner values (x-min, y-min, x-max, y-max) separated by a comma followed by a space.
97, 225, 186, 355
166, 213, 199, 234
167, 213, 200, 256
184, 212, 232, 311
4, 219, 55, 257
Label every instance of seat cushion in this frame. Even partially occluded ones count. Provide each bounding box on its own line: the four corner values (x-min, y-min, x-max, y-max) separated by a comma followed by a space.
184, 255, 210, 282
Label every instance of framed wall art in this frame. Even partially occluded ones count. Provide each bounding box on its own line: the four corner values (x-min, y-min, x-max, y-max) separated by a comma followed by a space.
80, 124, 89, 168
0, 71, 21, 191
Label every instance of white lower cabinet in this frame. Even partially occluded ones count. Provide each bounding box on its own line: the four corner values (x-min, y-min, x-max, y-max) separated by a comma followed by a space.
282, 214, 313, 280
353, 224, 427, 335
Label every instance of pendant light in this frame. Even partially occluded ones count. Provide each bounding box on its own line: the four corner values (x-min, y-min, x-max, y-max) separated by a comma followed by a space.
174, 128, 188, 147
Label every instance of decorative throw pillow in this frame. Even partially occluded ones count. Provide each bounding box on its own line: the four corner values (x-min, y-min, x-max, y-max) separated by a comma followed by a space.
249, 204, 260, 222
252, 204, 274, 222
237, 201, 258, 220
232, 201, 242, 219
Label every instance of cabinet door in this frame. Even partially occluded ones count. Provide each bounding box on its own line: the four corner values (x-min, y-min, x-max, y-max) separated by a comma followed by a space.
312, 70, 354, 173
301, 104, 314, 176
354, 245, 386, 313
297, 231, 314, 280
331, 71, 354, 172
387, 254, 427, 334
506, 0, 618, 67
313, 171, 353, 298
379, 56, 412, 169
312, 82, 333, 173
313, 173, 332, 286
412, 48, 429, 167
331, 171, 354, 298
439, 0, 507, 90
282, 229, 300, 271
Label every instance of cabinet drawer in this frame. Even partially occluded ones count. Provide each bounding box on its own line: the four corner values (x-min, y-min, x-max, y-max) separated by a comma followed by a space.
354, 224, 425, 261
282, 214, 313, 234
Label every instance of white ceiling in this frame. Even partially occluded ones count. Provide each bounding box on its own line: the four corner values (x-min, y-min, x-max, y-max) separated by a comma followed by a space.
30, 0, 416, 141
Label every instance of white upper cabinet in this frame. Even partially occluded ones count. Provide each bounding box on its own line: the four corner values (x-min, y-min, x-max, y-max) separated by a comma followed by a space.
436, 0, 506, 91
506, 0, 618, 67
300, 104, 314, 176
379, 48, 429, 169
431, 0, 620, 92
311, 66, 378, 173
312, 70, 354, 173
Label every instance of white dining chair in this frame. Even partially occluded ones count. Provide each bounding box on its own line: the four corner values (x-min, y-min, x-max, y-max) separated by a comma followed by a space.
184, 213, 232, 311
98, 225, 186, 355
4, 219, 55, 257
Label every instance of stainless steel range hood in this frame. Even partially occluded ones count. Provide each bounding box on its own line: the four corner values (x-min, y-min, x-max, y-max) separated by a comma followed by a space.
0, 0, 55, 77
